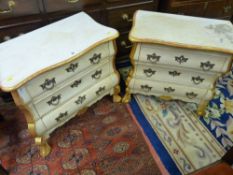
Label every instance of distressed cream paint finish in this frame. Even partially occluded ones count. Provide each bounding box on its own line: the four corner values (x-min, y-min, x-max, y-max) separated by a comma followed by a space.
130, 10, 233, 54
0, 12, 119, 91
0, 12, 121, 157
124, 10, 233, 115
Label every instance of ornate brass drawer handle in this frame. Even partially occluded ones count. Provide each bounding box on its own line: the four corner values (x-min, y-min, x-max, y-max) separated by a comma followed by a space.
90, 53, 101, 65
70, 79, 82, 88
121, 13, 133, 22
192, 76, 204, 85
141, 85, 152, 92
0, 0, 15, 14
164, 87, 175, 93
200, 61, 215, 71
186, 92, 198, 99
70, 80, 82, 88
169, 70, 181, 77
147, 53, 161, 64
66, 63, 78, 72
120, 41, 132, 49
96, 86, 106, 96
75, 95, 86, 105
47, 94, 61, 106
3, 35, 11, 41
223, 5, 232, 13
92, 70, 102, 80
66, 0, 79, 3
40, 78, 56, 91
55, 111, 68, 122
143, 68, 156, 77
175, 55, 188, 64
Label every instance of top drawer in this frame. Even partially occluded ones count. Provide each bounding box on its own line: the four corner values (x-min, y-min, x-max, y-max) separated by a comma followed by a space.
204, 0, 232, 19
166, 2, 206, 17
0, 0, 40, 20
20, 41, 115, 99
44, 0, 101, 13
135, 43, 232, 73
107, 1, 157, 31
105, 0, 152, 5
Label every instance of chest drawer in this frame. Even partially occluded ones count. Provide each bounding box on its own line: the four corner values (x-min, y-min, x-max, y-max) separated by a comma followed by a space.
163, 2, 206, 17
20, 42, 114, 99
204, 0, 232, 19
136, 43, 232, 73
0, 0, 40, 20
160, 0, 232, 19
0, 22, 45, 43
107, 2, 157, 31
44, 0, 101, 13
105, 0, 154, 5
46, 9, 103, 26
116, 32, 132, 56
129, 78, 213, 103
38, 73, 118, 135
31, 60, 112, 117
134, 63, 220, 89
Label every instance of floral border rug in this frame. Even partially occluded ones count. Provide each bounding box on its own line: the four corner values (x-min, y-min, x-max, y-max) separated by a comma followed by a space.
120, 66, 233, 175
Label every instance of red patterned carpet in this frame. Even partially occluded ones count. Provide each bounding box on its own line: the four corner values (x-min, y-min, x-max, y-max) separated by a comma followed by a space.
0, 97, 162, 175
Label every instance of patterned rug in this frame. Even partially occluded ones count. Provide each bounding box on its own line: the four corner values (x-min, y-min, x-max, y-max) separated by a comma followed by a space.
0, 97, 163, 175
120, 66, 233, 175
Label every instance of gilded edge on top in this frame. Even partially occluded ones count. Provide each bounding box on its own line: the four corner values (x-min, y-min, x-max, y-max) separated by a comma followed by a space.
0, 32, 119, 92
128, 10, 233, 55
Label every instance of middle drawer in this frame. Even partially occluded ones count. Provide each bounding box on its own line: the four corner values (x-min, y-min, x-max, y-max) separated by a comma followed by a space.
134, 63, 220, 89
30, 60, 112, 118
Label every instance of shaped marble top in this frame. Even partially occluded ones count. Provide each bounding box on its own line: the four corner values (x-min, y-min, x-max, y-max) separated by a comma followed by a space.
0, 12, 119, 91
130, 10, 233, 54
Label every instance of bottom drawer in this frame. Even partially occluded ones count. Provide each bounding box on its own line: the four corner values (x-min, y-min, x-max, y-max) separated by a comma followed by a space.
129, 78, 213, 103
34, 73, 118, 135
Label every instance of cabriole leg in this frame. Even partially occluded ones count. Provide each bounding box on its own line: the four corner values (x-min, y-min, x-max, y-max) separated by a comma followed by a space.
122, 87, 131, 103
35, 137, 51, 157
197, 100, 209, 116
113, 85, 122, 103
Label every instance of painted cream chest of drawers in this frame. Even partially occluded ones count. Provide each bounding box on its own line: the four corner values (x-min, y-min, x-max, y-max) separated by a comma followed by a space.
0, 12, 121, 157
123, 10, 233, 115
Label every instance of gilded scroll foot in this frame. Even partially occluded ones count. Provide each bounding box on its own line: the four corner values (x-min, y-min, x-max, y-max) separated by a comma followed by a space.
122, 88, 131, 103
197, 100, 209, 116
35, 137, 51, 157
113, 95, 122, 103
113, 85, 122, 103
197, 109, 205, 117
